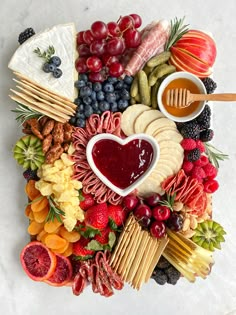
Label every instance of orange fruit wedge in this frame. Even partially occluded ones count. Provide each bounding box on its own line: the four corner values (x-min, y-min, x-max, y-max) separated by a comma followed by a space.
20, 241, 57, 281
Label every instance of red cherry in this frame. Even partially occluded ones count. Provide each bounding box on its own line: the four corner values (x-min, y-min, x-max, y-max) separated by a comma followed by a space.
102, 54, 120, 67
91, 21, 108, 39
118, 15, 134, 31
83, 30, 95, 45
107, 21, 121, 37
150, 221, 166, 239
75, 57, 88, 73
123, 29, 141, 48
86, 56, 102, 72
129, 14, 142, 28
152, 206, 171, 221
90, 39, 106, 56
77, 44, 91, 57
108, 62, 124, 77
133, 204, 152, 220
123, 194, 139, 211
77, 31, 85, 45
106, 37, 125, 56
139, 216, 151, 228
145, 193, 162, 207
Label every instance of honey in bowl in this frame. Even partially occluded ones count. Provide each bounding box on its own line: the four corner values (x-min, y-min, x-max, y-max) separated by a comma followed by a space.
162, 78, 201, 117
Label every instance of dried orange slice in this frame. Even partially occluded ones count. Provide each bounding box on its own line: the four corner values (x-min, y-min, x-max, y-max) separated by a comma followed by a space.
20, 241, 57, 281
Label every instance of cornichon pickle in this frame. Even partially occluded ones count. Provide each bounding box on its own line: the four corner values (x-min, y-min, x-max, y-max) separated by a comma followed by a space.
130, 97, 136, 105
147, 51, 171, 68
143, 64, 153, 76
149, 64, 176, 87
130, 75, 139, 98
151, 79, 162, 109
138, 70, 151, 106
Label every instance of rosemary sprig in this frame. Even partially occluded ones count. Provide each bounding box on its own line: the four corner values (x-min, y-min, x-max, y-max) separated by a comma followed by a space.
45, 196, 65, 223
33, 45, 55, 63
11, 102, 44, 125
204, 142, 229, 169
165, 16, 189, 51
159, 192, 176, 212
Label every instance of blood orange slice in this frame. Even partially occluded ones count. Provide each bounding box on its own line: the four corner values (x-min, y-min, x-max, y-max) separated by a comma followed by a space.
44, 254, 73, 287
20, 241, 57, 281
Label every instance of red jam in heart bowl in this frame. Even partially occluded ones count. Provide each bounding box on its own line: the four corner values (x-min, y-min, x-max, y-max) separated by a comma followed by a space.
86, 133, 160, 196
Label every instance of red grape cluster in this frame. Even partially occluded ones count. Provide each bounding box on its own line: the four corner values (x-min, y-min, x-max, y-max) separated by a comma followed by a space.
122, 193, 184, 239
75, 14, 142, 82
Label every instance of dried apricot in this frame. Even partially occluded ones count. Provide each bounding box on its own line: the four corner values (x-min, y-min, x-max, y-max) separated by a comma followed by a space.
52, 240, 69, 254
45, 234, 67, 250
25, 180, 41, 201
59, 226, 81, 243
62, 243, 73, 257
44, 218, 62, 233
27, 221, 44, 235
31, 197, 49, 213
33, 205, 49, 223
36, 230, 47, 242
24, 205, 31, 217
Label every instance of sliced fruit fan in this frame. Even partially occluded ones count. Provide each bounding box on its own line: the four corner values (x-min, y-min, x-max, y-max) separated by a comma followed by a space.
9, 14, 228, 296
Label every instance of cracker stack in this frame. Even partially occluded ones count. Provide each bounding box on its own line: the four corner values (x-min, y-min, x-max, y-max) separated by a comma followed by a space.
9, 72, 77, 123
110, 215, 169, 290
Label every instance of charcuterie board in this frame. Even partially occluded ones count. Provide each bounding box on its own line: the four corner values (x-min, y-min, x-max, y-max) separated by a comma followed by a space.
9, 15, 228, 296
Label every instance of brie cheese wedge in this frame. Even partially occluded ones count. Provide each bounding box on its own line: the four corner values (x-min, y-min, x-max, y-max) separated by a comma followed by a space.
8, 23, 77, 101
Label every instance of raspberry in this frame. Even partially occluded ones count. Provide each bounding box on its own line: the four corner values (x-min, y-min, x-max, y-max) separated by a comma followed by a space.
203, 163, 218, 178
194, 155, 209, 167
191, 166, 206, 179
195, 140, 205, 153
200, 129, 214, 142
204, 179, 219, 193
186, 148, 201, 162
182, 161, 194, 174
181, 139, 196, 151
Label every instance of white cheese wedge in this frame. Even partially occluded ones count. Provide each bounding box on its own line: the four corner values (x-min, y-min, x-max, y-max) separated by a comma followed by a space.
8, 23, 77, 101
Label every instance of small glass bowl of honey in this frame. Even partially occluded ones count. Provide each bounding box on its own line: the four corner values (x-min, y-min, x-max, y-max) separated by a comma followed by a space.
157, 71, 207, 122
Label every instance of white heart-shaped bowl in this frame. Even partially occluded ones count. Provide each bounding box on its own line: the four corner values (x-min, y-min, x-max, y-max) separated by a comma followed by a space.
86, 133, 160, 197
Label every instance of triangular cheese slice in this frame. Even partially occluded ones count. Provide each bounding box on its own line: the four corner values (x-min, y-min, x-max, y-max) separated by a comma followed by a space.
8, 23, 77, 101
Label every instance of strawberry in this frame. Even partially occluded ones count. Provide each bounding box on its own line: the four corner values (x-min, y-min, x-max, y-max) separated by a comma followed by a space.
108, 204, 126, 227
94, 226, 113, 245
72, 237, 95, 259
84, 203, 108, 230
79, 193, 95, 210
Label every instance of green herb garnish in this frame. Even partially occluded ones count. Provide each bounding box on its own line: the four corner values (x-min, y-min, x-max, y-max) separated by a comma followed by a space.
11, 103, 44, 125
45, 196, 65, 223
159, 192, 176, 212
33, 45, 55, 63
204, 142, 229, 169
165, 17, 189, 51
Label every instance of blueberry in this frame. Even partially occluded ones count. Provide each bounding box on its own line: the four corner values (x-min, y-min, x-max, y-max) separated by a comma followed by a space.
78, 104, 84, 113
92, 101, 99, 110
79, 73, 88, 82
110, 101, 118, 112
124, 75, 133, 85
69, 117, 76, 125
103, 82, 114, 93
114, 91, 120, 101
87, 82, 93, 89
80, 86, 92, 97
76, 118, 86, 128
99, 101, 110, 112
120, 89, 130, 100
42, 63, 51, 73
74, 97, 82, 106
96, 90, 105, 101
91, 91, 96, 101
75, 111, 81, 118
93, 82, 102, 92
80, 113, 86, 120
75, 80, 86, 88
83, 96, 92, 106
123, 83, 129, 90
49, 56, 61, 67
114, 80, 124, 90
94, 109, 102, 115
53, 68, 62, 78
84, 105, 93, 118
105, 92, 116, 103
107, 76, 118, 84
118, 99, 129, 111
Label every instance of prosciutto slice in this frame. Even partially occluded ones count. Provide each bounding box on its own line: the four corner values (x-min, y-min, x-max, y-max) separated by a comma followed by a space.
124, 20, 170, 76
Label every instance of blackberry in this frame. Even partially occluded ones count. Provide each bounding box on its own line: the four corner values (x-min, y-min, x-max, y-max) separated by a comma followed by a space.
23, 169, 38, 181
18, 28, 35, 45
165, 266, 181, 285
180, 121, 200, 139
200, 129, 214, 142
156, 256, 171, 269
202, 77, 217, 94
196, 104, 211, 130
151, 269, 168, 285
187, 148, 201, 162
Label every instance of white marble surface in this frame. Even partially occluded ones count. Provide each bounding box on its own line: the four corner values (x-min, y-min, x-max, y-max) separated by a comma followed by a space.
0, 0, 236, 314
